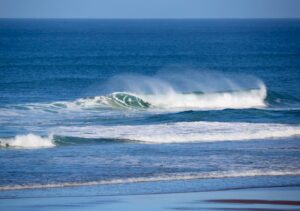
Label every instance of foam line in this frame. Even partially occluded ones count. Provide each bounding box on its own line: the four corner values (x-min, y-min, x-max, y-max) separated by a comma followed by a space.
55, 121, 300, 143
1, 169, 299, 191
2, 121, 299, 148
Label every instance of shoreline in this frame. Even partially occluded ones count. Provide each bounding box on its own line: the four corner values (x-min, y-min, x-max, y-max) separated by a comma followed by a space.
1, 184, 299, 199
1, 186, 300, 210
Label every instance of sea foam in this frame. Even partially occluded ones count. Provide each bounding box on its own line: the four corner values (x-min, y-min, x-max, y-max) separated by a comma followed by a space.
2, 121, 300, 148
0, 134, 54, 148
55, 121, 300, 143
1, 169, 299, 191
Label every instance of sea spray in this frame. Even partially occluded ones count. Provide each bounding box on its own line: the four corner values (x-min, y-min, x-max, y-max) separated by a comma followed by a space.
0, 134, 55, 148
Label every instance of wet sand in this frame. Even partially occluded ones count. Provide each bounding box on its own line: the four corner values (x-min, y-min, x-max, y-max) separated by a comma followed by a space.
207, 199, 300, 206
0, 186, 300, 211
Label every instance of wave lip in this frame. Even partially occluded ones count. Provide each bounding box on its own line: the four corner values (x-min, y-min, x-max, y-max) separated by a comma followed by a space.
1, 169, 299, 191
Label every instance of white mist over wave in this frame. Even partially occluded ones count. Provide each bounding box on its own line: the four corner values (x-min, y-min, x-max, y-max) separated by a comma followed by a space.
91, 70, 267, 110
10, 86, 266, 113
0, 134, 54, 148
47, 84, 266, 111
55, 121, 300, 143
140, 86, 266, 109
2, 70, 268, 112
105, 69, 264, 95
1, 169, 299, 191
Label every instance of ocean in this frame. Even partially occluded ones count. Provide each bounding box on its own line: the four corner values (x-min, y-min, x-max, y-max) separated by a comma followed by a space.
0, 19, 300, 197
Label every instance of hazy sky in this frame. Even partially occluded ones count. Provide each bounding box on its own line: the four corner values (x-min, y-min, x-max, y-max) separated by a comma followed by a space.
0, 0, 300, 19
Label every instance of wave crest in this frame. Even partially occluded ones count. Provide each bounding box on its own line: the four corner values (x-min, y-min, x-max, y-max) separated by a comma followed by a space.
4, 71, 268, 112
65, 86, 267, 111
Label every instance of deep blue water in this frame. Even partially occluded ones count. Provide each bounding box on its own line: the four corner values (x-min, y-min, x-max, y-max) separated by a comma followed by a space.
0, 19, 300, 197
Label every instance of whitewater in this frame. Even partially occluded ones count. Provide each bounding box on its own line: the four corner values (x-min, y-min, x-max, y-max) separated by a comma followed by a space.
1, 121, 300, 148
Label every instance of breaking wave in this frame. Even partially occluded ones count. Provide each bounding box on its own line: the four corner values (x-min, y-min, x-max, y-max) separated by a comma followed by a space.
1, 121, 300, 148
8, 86, 266, 112
2, 71, 270, 112
76, 86, 266, 110
0, 134, 54, 148
1, 169, 299, 191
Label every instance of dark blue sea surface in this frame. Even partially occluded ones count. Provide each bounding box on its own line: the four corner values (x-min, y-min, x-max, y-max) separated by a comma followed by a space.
0, 19, 300, 197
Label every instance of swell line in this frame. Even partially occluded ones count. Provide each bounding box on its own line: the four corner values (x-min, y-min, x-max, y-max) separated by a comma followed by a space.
1, 170, 299, 191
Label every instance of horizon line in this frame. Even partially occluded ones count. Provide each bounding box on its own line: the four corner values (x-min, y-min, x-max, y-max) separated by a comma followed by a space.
1, 17, 300, 20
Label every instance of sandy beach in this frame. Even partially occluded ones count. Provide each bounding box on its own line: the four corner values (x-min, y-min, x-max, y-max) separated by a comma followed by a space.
1, 186, 299, 211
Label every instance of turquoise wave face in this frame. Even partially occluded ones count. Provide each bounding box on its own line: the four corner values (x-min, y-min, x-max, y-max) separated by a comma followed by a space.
108, 92, 151, 109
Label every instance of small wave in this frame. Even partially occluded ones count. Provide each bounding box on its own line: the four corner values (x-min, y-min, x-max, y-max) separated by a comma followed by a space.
55, 121, 300, 144
0, 134, 54, 148
2, 122, 300, 148
266, 91, 300, 107
1, 169, 299, 191
2, 120, 300, 149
